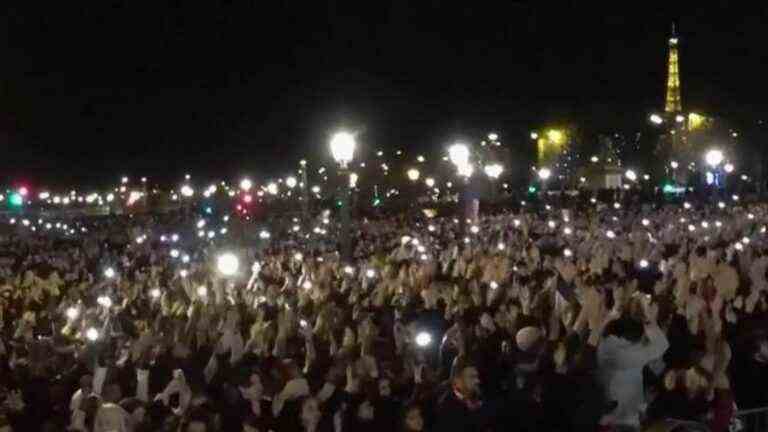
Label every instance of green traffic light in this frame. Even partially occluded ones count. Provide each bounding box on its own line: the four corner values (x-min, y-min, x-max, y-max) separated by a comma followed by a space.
8, 193, 23, 207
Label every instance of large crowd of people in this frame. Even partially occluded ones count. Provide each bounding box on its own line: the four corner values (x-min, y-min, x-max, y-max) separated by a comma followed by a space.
0, 198, 767, 432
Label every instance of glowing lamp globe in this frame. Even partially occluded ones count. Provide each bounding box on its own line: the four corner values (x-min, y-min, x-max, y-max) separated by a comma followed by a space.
538, 168, 552, 181
448, 144, 470, 167
217, 253, 239, 276
240, 178, 253, 191
705, 149, 724, 167
286, 176, 298, 189
625, 170, 637, 181
484, 163, 504, 179
330, 131, 356, 167
180, 185, 194, 197
407, 168, 421, 182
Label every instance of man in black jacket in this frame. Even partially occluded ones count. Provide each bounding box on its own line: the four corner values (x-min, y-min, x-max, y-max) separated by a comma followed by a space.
434, 356, 490, 432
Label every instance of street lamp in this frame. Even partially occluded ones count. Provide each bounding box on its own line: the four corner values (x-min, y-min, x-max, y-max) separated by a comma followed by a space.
448, 143, 470, 168
650, 114, 664, 125
425, 177, 435, 188
485, 163, 504, 203
705, 149, 724, 168
330, 131, 357, 262
484, 163, 503, 180
286, 176, 298, 189
625, 169, 637, 182
240, 178, 253, 191
407, 168, 421, 182
723, 163, 734, 173
330, 132, 356, 169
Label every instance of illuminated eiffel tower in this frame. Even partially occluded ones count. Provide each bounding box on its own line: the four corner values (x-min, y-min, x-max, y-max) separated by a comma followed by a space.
664, 23, 682, 114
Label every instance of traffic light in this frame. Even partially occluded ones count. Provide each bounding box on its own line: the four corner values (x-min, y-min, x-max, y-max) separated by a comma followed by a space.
8, 192, 23, 208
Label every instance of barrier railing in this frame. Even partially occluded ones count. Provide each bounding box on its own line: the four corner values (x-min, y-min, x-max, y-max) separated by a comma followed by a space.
731, 407, 768, 432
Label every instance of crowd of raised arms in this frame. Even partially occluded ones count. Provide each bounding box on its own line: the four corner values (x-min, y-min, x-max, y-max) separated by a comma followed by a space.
0, 199, 767, 432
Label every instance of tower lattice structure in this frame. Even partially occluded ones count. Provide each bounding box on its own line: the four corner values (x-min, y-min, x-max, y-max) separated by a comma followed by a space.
665, 24, 682, 113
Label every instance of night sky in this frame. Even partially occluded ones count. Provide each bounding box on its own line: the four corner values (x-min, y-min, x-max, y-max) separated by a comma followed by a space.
0, 2, 766, 187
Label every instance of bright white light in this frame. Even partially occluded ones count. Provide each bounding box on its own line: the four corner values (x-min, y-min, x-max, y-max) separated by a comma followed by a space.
684, 202, 691, 209
497, 243, 505, 251
330, 131, 357, 167
38, 191, 50, 200
547, 220, 556, 229
366, 269, 376, 279
513, 219, 521, 227
150, 288, 161, 299
564, 248, 573, 257
484, 163, 504, 179
724, 163, 734, 173
705, 149, 724, 167
97, 296, 112, 308
490, 281, 499, 290
197, 286, 208, 297
614, 202, 621, 209
675, 114, 685, 123
701, 221, 709, 228
470, 225, 480, 234
407, 168, 421, 181
688, 225, 696, 232
563, 227, 573, 235
715, 221, 723, 227
641, 218, 650, 226
748, 213, 755, 220
742, 237, 751, 244
180, 269, 188, 278
196, 219, 206, 229
240, 178, 253, 191
86, 328, 99, 341
181, 185, 194, 197
217, 253, 239, 276
625, 170, 637, 181
344, 265, 354, 275
456, 162, 474, 178
448, 144, 470, 167
66, 307, 79, 320
415, 332, 432, 348
104, 268, 116, 279
170, 249, 180, 258
294, 252, 304, 261
267, 183, 279, 195
639, 259, 649, 268
259, 230, 271, 239
735, 242, 744, 251
302, 280, 312, 291
171, 234, 179, 242
670, 161, 679, 169
538, 168, 552, 180
606, 230, 616, 239
650, 114, 663, 124
733, 195, 740, 202
531, 132, 539, 140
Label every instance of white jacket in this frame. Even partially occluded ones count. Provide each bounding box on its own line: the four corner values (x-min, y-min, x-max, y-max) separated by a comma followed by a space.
597, 324, 669, 427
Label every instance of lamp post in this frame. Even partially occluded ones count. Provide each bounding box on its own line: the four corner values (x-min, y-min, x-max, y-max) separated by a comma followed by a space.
705, 149, 724, 197
538, 167, 552, 190
484, 163, 503, 202
670, 161, 679, 183
330, 132, 356, 262
449, 143, 474, 233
